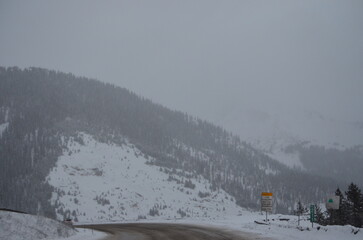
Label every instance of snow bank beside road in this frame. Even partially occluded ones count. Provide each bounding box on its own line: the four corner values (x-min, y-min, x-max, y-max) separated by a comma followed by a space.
0, 211, 106, 240
100, 212, 361, 240
229, 213, 361, 240
169, 213, 362, 240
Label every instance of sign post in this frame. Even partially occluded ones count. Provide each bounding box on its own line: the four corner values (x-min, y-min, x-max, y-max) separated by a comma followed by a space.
310, 205, 315, 228
261, 192, 273, 223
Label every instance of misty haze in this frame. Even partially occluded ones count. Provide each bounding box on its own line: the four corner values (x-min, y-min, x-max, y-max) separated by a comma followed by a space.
0, 1, 362, 240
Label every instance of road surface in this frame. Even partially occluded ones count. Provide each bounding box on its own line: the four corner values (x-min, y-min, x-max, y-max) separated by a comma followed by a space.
76, 223, 271, 240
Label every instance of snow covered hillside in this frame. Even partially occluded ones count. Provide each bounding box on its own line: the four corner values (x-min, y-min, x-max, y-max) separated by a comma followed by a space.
0, 210, 105, 240
234, 107, 362, 149
47, 133, 243, 223
1, 68, 342, 215
217, 106, 363, 169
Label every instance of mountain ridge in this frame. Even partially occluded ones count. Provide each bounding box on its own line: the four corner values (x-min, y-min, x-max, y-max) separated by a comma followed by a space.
0, 66, 343, 217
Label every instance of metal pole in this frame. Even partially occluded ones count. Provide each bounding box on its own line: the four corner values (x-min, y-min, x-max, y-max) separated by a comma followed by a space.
298, 214, 300, 226
266, 211, 268, 222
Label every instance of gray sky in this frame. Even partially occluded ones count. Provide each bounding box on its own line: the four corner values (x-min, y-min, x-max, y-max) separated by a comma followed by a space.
1, 0, 363, 141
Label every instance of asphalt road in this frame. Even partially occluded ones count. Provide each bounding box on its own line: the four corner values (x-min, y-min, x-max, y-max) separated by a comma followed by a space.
76, 223, 270, 240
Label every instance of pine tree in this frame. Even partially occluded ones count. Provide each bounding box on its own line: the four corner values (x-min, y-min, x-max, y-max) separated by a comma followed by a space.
335, 188, 348, 225
314, 204, 326, 225
295, 201, 307, 215
345, 183, 363, 227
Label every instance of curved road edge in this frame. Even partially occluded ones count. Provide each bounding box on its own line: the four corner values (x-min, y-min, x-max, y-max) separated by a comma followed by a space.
75, 222, 274, 240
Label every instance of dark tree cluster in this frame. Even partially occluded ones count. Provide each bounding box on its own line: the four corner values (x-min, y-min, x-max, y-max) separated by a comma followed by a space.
316, 183, 363, 228
285, 143, 363, 184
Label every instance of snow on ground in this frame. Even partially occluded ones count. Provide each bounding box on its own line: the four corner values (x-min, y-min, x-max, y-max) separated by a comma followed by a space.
71, 211, 362, 240
214, 213, 362, 240
93, 212, 360, 240
0, 122, 8, 138
46, 132, 362, 240
0, 211, 106, 240
47, 132, 243, 223
58, 228, 106, 240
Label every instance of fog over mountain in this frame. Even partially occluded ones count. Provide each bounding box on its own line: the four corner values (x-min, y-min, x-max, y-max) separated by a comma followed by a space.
1, 0, 362, 165
0, 67, 346, 217
2, 2, 363, 238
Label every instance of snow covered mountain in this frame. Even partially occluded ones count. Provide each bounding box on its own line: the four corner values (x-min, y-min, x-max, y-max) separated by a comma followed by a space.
218, 106, 362, 154
0, 67, 343, 218
47, 133, 243, 222
214, 106, 363, 183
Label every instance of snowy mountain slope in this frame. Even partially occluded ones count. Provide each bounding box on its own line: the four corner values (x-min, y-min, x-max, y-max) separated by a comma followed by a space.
0, 210, 105, 240
240, 107, 361, 149
0, 67, 342, 216
233, 107, 363, 184
47, 133, 243, 222
217, 106, 363, 169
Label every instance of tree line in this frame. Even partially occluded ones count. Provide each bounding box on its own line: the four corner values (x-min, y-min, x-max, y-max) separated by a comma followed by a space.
322, 182, 363, 227
296, 182, 363, 228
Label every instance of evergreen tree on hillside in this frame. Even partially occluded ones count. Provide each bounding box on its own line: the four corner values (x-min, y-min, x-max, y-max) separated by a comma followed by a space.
345, 183, 363, 227
326, 188, 349, 225
334, 188, 348, 225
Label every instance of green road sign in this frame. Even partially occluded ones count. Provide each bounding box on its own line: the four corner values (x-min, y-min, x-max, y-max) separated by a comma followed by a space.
310, 205, 315, 222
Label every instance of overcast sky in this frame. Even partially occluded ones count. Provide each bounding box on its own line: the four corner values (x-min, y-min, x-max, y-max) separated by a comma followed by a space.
1, 0, 363, 140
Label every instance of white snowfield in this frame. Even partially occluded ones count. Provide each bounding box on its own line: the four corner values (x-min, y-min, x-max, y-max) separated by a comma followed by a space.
45, 132, 361, 240
0, 211, 106, 240
47, 133, 242, 222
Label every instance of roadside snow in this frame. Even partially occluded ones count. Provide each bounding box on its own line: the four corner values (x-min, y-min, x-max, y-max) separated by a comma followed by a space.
216, 213, 362, 240
94, 212, 360, 240
72, 212, 361, 240
58, 228, 106, 240
0, 211, 106, 240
